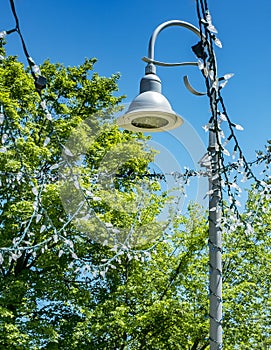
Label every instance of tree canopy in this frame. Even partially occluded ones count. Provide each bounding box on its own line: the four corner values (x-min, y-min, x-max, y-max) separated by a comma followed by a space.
0, 38, 175, 349
0, 38, 271, 350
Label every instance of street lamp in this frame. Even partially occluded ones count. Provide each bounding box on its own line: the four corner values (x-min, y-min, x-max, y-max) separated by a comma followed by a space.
117, 20, 223, 350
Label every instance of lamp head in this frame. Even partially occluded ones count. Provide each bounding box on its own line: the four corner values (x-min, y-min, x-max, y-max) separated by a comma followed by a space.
117, 68, 183, 132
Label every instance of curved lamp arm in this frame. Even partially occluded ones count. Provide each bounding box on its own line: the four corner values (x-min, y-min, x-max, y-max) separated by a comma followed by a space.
142, 20, 215, 95
146, 20, 204, 63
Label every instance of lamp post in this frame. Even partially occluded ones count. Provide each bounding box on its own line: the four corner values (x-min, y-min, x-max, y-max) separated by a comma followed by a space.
117, 20, 222, 349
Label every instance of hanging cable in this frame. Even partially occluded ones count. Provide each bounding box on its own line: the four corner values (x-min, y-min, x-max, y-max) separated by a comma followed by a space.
8, 0, 47, 94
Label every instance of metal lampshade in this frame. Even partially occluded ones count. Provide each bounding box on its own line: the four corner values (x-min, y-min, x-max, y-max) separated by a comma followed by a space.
117, 72, 183, 132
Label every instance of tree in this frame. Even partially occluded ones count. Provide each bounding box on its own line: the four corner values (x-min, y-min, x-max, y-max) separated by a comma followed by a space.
1, 37, 271, 349
221, 179, 271, 349
0, 39, 169, 349
65, 204, 209, 350
70, 190, 270, 350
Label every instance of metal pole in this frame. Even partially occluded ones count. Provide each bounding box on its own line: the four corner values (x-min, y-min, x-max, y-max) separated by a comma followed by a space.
208, 129, 223, 349
117, 18, 223, 348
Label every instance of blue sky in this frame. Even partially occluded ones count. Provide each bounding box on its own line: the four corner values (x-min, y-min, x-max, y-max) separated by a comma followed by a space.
1, 0, 271, 205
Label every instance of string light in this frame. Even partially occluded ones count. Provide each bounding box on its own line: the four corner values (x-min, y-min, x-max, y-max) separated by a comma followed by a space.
0, 1, 187, 273
0, 0, 270, 279
194, 0, 271, 348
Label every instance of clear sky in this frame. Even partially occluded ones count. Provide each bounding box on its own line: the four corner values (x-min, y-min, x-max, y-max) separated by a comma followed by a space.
1, 0, 271, 205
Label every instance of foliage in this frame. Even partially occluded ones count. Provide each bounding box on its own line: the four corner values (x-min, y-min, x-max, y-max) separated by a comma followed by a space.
221, 186, 271, 349
1, 38, 271, 350
65, 204, 209, 350
0, 41, 169, 349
